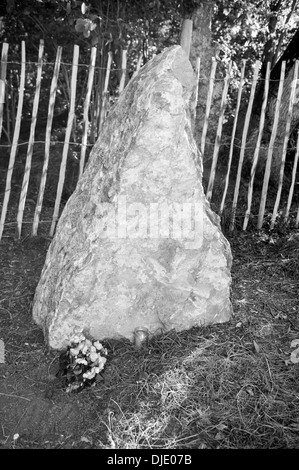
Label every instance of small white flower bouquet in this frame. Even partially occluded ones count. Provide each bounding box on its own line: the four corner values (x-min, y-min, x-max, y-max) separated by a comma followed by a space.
57, 334, 108, 393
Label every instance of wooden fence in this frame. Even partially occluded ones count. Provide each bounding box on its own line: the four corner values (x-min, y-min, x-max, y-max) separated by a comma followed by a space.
0, 40, 298, 242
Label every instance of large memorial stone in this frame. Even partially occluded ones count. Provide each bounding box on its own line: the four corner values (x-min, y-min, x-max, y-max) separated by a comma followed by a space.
33, 45, 233, 350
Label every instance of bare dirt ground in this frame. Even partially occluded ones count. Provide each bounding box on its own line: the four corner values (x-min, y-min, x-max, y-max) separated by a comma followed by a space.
0, 221, 299, 449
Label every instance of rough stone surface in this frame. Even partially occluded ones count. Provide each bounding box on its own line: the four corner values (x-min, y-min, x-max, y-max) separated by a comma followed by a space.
33, 45, 233, 350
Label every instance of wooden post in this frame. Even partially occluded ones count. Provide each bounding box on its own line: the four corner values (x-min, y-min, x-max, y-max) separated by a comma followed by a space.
229, 60, 260, 232
270, 60, 299, 229
243, 61, 271, 230
257, 62, 286, 229
206, 61, 232, 201
0, 42, 9, 142
118, 49, 127, 94
193, 57, 200, 121
79, 46, 97, 180
50, 45, 79, 237
32, 46, 62, 236
0, 41, 26, 241
201, 57, 217, 156
220, 59, 246, 214
6, 68, 14, 142
284, 129, 299, 222
180, 18, 193, 58
132, 52, 143, 78
17, 40, 44, 238
98, 51, 112, 132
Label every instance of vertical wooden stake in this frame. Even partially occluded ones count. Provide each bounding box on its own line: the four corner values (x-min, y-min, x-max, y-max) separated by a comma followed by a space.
0, 42, 9, 142
32, 46, 62, 236
132, 52, 143, 78
98, 51, 112, 132
206, 61, 232, 201
180, 18, 193, 58
257, 62, 286, 229
220, 59, 246, 215
17, 39, 44, 238
270, 60, 299, 229
0, 41, 26, 241
193, 57, 200, 121
118, 49, 127, 94
284, 129, 299, 222
79, 46, 97, 180
50, 45, 79, 237
201, 58, 217, 156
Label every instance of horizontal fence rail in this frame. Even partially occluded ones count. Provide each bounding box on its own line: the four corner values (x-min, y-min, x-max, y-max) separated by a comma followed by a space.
0, 40, 298, 242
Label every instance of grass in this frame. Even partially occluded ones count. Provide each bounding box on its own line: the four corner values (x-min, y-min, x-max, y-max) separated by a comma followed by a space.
0, 218, 299, 449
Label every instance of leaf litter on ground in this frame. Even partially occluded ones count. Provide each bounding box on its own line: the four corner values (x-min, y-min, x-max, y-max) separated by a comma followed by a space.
0, 223, 299, 448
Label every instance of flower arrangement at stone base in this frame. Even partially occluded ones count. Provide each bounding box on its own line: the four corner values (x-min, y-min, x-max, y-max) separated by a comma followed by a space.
56, 334, 108, 393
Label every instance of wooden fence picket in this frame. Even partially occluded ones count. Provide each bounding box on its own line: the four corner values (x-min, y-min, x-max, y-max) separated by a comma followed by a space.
220, 59, 246, 215
230, 60, 260, 231
50, 44, 79, 237
17, 40, 44, 237
0, 41, 26, 241
206, 61, 232, 201
285, 129, 299, 222
193, 57, 200, 121
243, 61, 271, 230
1, 44, 299, 241
118, 49, 127, 94
201, 57, 217, 156
98, 51, 112, 133
32, 46, 62, 236
257, 62, 286, 229
270, 60, 299, 229
6, 68, 15, 140
79, 46, 97, 180
180, 18, 193, 58
0, 42, 9, 142
132, 52, 143, 78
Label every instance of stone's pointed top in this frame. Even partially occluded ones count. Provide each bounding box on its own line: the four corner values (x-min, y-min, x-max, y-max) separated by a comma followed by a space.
137, 45, 196, 92
166, 46, 196, 90
32, 45, 232, 350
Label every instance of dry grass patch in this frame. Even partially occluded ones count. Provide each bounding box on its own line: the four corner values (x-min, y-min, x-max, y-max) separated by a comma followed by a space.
92, 318, 299, 448
0, 227, 298, 448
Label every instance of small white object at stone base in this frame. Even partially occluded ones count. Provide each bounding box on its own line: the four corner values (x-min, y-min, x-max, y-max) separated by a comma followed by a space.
134, 327, 149, 349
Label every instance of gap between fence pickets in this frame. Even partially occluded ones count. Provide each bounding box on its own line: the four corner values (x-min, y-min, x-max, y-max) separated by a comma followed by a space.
0, 43, 299, 242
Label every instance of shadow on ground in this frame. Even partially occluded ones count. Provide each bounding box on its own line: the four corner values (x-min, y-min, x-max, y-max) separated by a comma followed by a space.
0, 228, 299, 448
